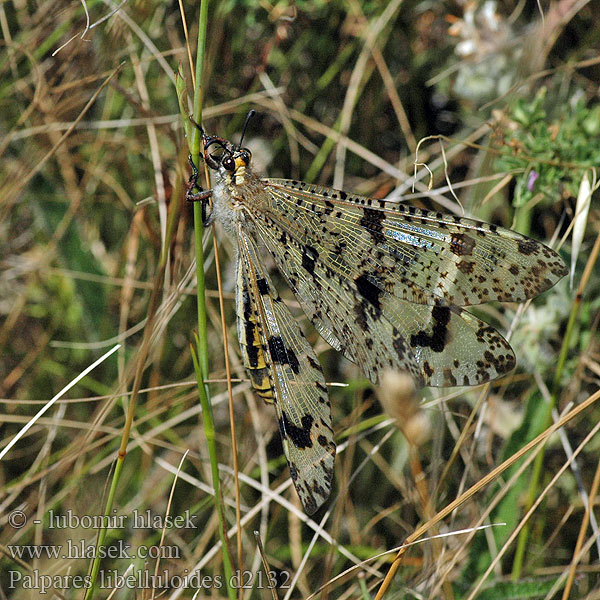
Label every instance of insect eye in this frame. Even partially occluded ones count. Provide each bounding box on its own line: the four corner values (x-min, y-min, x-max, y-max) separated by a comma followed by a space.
205, 143, 225, 163
240, 150, 252, 165
222, 156, 235, 171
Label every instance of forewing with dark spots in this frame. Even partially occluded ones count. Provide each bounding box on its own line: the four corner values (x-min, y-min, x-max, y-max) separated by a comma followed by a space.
263, 179, 567, 307
247, 210, 517, 386
236, 227, 335, 514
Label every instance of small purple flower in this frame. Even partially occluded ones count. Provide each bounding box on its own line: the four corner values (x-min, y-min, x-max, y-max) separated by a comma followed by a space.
527, 170, 539, 192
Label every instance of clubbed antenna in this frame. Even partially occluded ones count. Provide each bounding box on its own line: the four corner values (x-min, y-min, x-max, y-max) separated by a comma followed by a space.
239, 109, 256, 148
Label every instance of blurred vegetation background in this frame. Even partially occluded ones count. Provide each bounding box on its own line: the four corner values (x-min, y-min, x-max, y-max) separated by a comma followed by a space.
1, 0, 600, 598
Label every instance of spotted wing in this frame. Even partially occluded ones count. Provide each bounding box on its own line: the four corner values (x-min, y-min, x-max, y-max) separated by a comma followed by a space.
263, 179, 567, 307
243, 208, 515, 386
234, 178, 565, 386
235, 226, 335, 514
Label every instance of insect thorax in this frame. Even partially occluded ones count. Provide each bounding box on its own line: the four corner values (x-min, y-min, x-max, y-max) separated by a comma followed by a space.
212, 167, 269, 234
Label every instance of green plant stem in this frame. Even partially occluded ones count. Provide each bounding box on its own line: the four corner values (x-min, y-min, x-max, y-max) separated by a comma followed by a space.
190, 342, 235, 598
187, 2, 235, 597
85, 459, 123, 597
191, 0, 210, 397
513, 205, 532, 238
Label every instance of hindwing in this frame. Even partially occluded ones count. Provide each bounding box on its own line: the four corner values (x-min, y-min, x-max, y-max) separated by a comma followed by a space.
235, 226, 335, 514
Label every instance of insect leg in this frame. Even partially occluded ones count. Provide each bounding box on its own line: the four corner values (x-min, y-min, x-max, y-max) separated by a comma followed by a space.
185, 154, 214, 225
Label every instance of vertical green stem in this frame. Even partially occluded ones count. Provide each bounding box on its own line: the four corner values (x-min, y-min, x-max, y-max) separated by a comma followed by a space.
513, 205, 532, 238
188, 2, 236, 597
191, 0, 210, 396
190, 343, 235, 599
84, 459, 123, 598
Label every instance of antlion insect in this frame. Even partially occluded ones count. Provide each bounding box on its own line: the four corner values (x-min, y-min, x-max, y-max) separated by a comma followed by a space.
186, 111, 567, 514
